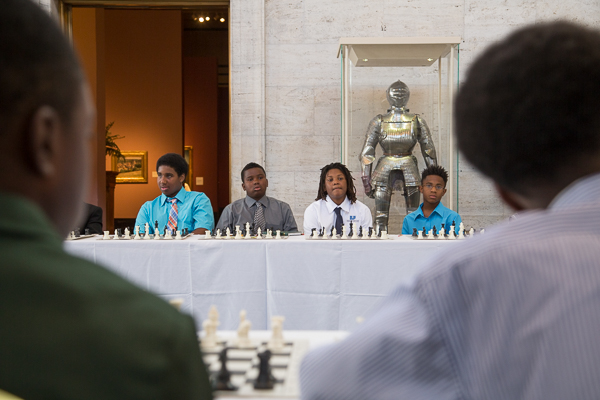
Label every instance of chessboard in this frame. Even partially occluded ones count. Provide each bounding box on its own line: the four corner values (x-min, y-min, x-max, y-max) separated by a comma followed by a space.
202, 339, 309, 398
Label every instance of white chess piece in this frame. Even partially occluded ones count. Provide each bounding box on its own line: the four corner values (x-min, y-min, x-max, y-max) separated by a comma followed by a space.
123, 228, 131, 240
275, 230, 282, 239
265, 229, 273, 239
448, 228, 456, 240
381, 230, 389, 240
480, 228, 485, 234
459, 222, 465, 233
267, 316, 285, 350
102, 231, 110, 240
113, 229, 119, 239
427, 229, 435, 239
370, 228, 378, 239
154, 228, 161, 240
256, 227, 263, 239
204, 230, 212, 239
133, 226, 141, 240
341, 225, 348, 239
245, 222, 251, 236
469, 227, 475, 237
362, 228, 370, 240
144, 223, 151, 240
332, 227, 338, 239
417, 229, 424, 239
234, 226, 242, 240
215, 228, 222, 239
351, 226, 359, 240
236, 310, 252, 348
175, 230, 182, 240
439, 226, 446, 239
244, 225, 252, 239
458, 228, 465, 239
202, 318, 218, 348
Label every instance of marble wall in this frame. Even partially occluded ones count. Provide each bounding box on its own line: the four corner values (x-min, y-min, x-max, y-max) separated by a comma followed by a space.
230, 0, 600, 233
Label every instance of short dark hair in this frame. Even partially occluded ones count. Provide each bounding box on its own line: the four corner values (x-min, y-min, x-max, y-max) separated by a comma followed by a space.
0, 0, 83, 137
422, 165, 448, 186
455, 21, 600, 195
316, 162, 357, 203
156, 153, 188, 178
241, 162, 266, 181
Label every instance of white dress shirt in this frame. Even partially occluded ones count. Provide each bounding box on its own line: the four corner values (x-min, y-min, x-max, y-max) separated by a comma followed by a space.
303, 195, 373, 235
300, 172, 600, 400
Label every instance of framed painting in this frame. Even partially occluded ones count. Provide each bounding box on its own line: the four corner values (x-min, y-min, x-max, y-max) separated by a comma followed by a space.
112, 151, 148, 183
184, 146, 193, 188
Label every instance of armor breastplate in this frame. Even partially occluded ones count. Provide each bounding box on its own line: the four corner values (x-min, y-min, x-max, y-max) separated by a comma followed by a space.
379, 118, 416, 155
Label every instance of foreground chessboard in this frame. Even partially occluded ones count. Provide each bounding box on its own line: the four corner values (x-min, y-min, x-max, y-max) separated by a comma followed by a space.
202, 340, 309, 398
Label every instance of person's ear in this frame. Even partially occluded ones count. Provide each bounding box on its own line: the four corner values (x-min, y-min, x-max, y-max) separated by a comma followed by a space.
27, 106, 61, 177
495, 183, 526, 211
419, 185, 424, 193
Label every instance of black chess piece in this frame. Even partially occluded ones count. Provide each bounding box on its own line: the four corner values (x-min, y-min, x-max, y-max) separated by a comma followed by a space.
368, 227, 373, 237
412, 228, 418, 237
84, 228, 90, 236
155, 220, 159, 231
422, 227, 427, 238
311, 228, 316, 237
74, 228, 81, 238
213, 348, 238, 391
330, 226, 335, 237
318, 227, 324, 237
348, 221, 354, 236
116, 228, 121, 238
377, 228, 382, 238
433, 226, 438, 238
358, 226, 363, 237
253, 349, 275, 389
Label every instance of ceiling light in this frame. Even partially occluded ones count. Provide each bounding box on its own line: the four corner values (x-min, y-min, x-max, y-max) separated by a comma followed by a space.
199, 17, 204, 22
363, 59, 368, 62
206, 16, 210, 21
220, 17, 225, 22
427, 58, 434, 61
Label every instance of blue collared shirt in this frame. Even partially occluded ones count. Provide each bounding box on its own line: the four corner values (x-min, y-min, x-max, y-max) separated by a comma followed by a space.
135, 188, 214, 233
401, 202, 461, 235
300, 173, 600, 400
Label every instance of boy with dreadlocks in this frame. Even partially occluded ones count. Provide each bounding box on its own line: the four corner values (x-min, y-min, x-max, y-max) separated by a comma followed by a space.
401, 165, 461, 235
303, 162, 373, 235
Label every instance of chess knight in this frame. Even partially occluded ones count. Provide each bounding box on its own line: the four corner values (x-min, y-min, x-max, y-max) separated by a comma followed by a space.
360, 80, 438, 233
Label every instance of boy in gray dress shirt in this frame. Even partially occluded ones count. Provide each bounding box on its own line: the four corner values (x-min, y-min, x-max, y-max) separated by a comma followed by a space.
216, 162, 298, 233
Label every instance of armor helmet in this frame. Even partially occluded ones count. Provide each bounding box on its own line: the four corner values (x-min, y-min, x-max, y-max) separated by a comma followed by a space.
386, 80, 410, 108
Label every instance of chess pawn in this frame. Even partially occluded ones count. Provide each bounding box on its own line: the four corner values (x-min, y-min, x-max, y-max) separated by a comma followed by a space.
267, 316, 285, 350
469, 227, 475, 237
236, 310, 252, 348
341, 225, 348, 239
102, 231, 110, 240
164, 228, 173, 240
417, 229, 424, 239
204, 230, 212, 239
201, 318, 218, 348
439, 226, 446, 239
133, 227, 141, 240
275, 230, 282, 239
331, 227, 338, 239
256, 227, 263, 239
380, 230, 389, 240
370, 227, 378, 239
124, 228, 131, 240
214, 229, 221, 239
154, 229, 161, 240
175, 230, 182, 240
351, 226, 359, 239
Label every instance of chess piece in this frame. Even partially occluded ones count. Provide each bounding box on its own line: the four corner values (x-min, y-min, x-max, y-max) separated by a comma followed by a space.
341, 225, 348, 239
265, 229, 273, 239
214, 348, 238, 391
439, 225, 446, 239
309, 228, 317, 239
234, 226, 242, 240
331, 227, 338, 239
427, 229, 435, 239
469, 227, 475, 237
236, 310, 252, 348
412, 228, 418, 238
113, 229, 119, 239
380, 230, 389, 240
102, 231, 110, 240
275, 230, 282, 239
154, 228, 161, 240
144, 223, 151, 239
164, 225, 173, 240
256, 227, 263, 239
268, 316, 285, 350
351, 226, 359, 239
123, 228, 131, 240
253, 350, 275, 390
204, 230, 212, 239
458, 227, 465, 239
84, 228, 90, 236
417, 229, 424, 239
480, 228, 486, 234
74, 228, 81, 238
175, 230, 182, 240
370, 227, 378, 240
432, 226, 438, 238
134, 226, 141, 240
202, 318, 218, 348
245, 222, 251, 236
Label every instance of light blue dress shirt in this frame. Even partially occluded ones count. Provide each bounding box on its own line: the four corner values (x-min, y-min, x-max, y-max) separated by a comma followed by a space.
135, 188, 214, 233
402, 202, 462, 235
300, 172, 600, 400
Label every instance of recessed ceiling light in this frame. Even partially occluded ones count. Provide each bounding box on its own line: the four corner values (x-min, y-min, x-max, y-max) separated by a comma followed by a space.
362, 59, 368, 62
427, 58, 434, 61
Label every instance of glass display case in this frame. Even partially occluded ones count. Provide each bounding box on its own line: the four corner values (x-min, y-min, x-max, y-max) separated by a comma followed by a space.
338, 37, 460, 233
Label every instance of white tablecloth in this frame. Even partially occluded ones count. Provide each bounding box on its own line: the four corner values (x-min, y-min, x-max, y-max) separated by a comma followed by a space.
64, 236, 459, 330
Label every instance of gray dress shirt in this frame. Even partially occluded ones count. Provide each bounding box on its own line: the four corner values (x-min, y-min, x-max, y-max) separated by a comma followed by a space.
300, 172, 600, 399
216, 195, 297, 232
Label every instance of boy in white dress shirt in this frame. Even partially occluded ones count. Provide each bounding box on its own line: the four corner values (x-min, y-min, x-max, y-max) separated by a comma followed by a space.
303, 162, 373, 235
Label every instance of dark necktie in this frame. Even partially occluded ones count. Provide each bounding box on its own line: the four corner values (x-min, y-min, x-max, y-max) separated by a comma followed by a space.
254, 202, 266, 231
334, 207, 343, 234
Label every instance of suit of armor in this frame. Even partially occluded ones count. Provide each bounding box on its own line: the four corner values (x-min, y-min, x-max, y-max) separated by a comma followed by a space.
360, 80, 437, 233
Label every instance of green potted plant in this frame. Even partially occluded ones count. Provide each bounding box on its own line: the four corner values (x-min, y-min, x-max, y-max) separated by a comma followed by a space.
105, 121, 124, 160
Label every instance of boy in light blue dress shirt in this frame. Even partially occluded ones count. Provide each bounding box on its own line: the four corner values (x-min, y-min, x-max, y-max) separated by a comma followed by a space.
135, 153, 214, 234
401, 165, 461, 235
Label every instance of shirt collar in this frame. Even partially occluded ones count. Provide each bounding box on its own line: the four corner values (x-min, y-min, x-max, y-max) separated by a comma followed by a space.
160, 187, 185, 206
415, 202, 444, 218
550, 172, 600, 209
325, 195, 350, 213
245, 195, 268, 208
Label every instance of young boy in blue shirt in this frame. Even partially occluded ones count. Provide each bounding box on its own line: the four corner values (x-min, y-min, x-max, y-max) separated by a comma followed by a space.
401, 165, 461, 235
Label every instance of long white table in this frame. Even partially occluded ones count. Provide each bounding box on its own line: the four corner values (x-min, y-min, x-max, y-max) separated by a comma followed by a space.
64, 235, 459, 331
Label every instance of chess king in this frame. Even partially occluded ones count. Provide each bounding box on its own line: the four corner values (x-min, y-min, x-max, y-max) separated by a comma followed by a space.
359, 80, 438, 233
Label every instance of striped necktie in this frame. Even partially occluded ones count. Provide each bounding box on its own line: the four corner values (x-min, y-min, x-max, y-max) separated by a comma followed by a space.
254, 201, 266, 231
167, 198, 178, 234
